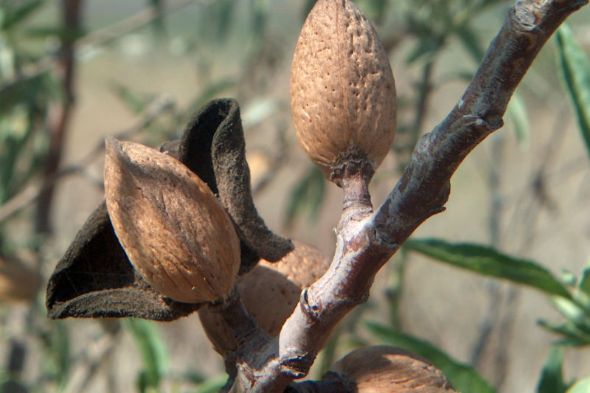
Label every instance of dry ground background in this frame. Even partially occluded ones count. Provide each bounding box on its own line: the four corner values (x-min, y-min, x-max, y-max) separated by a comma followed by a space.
2, 0, 590, 392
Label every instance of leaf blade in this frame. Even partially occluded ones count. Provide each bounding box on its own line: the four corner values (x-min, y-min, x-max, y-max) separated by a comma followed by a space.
536, 346, 567, 393
404, 238, 572, 299
124, 319, 168, 392
556, 24, 590, 158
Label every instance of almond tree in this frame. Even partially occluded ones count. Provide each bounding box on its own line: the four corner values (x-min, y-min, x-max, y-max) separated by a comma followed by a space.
46, 0, 589, 392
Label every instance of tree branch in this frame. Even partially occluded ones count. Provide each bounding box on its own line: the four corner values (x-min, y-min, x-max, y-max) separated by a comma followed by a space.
224, 1, 589, 391
36, 0, 83, 233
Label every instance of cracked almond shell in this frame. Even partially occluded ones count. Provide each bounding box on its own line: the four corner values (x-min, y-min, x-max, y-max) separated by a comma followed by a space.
198, 241, 330, 355
290, 0, 396, 182
330, 346, 457, 393
104, 138, 240, 304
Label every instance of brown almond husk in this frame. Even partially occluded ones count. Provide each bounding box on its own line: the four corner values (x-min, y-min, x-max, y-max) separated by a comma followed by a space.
0, 256, 42, 303
291, 0, 396, 183
198, 241, 330, 355
104, 138, 240, 304
330, 346, 457, 393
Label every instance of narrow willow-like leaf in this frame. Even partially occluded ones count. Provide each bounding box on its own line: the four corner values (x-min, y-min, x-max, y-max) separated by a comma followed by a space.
537, 320, 590, 347
367, 323, 496, 393
0, 73, 50, 116
507, 94, 530, 146
536, 346, 567, 393
1, 0, 44, 31
579, 266, 590, 296
556, 25, 590, 158
552, 297, 590, 336
405, 238, 572, 299
125, 319, 168, 392
43, 321, 71, 390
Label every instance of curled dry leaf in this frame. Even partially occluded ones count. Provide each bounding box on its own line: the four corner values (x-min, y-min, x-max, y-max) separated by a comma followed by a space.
207, 99, 293, 266
291, 0, 396, 185
198, 241, 330, 355
329, 346, 457, 393
104, 137, 240, 304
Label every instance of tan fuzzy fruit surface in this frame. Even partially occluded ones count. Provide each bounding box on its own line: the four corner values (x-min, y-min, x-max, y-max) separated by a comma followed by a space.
104, 138, 240, 304
290, 0, 396, 179
331, 346, 457, 393
198, 241, 330, 355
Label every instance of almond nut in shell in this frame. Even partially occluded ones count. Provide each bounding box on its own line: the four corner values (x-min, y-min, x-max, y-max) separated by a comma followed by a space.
329, 346, 457, 393
104, 137, 240, 304
291, 0, 396, 185
198, 241, 330, 355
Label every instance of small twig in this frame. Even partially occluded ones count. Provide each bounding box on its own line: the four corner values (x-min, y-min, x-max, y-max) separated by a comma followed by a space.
0, 97, 175, 223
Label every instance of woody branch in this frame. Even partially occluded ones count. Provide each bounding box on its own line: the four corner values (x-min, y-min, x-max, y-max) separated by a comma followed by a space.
221, 0, 589, 392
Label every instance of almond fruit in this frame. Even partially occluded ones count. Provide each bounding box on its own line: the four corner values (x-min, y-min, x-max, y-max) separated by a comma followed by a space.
291, 0, 396, 185
198, 241, 330, 355
104, 138, 240, 304
330, 346, 457, 393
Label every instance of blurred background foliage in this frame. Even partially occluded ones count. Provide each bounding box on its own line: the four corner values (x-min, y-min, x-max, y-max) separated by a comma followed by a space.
0, 0, 589, 392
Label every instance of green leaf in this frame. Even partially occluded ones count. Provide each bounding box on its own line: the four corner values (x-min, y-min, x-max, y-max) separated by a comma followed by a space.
455, 23, 484, 62
406, 37, 440, 64
536, 346, 567, 393
213, 0, 235, 42
41, 321, 71, 389
566, 378, 590, 393
284, 165, 325, 229
0, 72, 51, 116
367, 323, 496, 393
405, 238, 572, 299
537, 320, 590, 347
1, 0, 44, 31
556, 25, 590, 158
552, 297, 590, 336
507, 93, 530, 146
124, 319, 168, 391
579, 266, 590, 296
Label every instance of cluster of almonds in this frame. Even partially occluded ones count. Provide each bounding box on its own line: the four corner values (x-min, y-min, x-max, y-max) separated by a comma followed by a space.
52, 0, 453, 391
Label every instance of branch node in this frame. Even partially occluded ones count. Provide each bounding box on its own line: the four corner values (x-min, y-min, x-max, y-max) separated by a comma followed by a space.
300, 288, 322, 321
280, 352, 314, 379
463, 114, 503, 132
